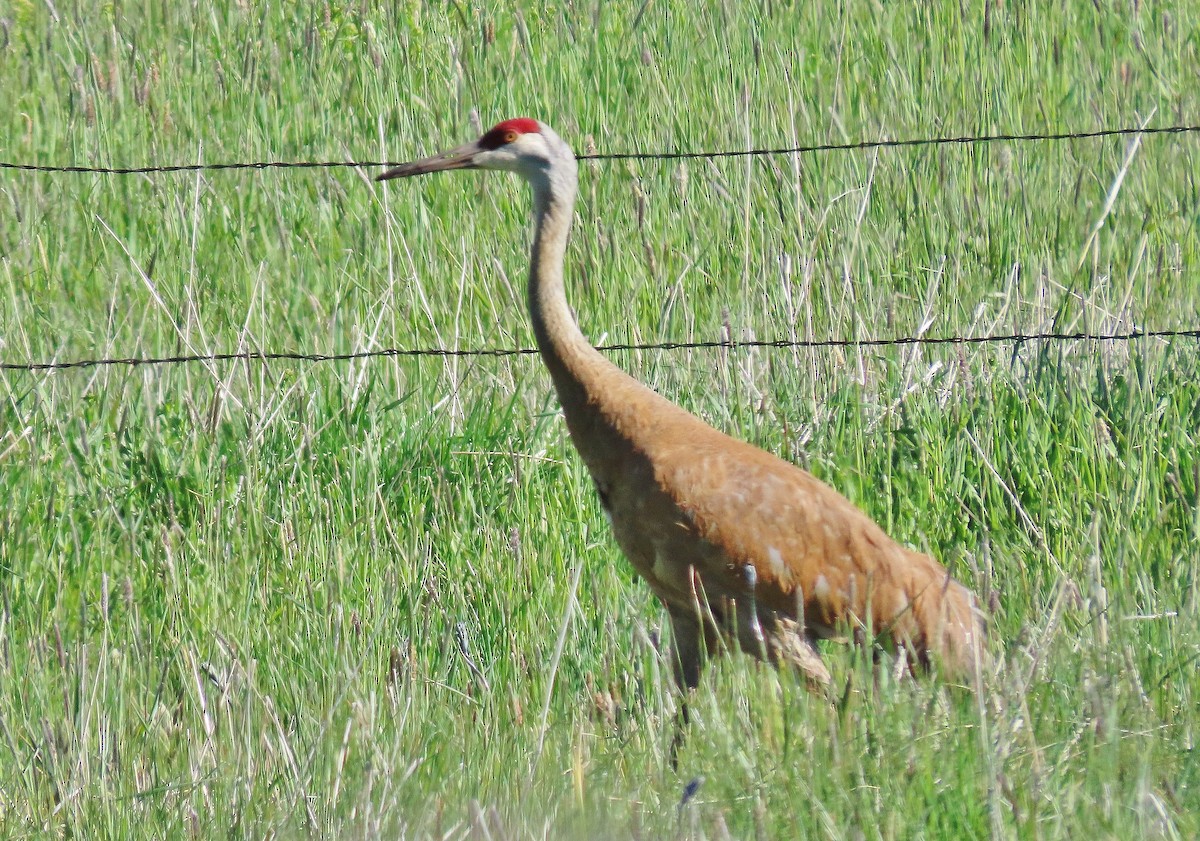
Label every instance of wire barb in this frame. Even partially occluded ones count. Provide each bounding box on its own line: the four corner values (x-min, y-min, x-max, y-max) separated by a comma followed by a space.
3, 328, 1197, 374
2, 124, 1197, 175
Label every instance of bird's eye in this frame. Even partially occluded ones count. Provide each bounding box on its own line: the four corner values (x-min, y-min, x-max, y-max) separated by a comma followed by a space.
503, 130, 518, 144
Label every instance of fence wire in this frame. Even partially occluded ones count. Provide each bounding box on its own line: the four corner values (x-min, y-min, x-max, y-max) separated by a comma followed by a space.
1, 124, 1197, 176
2, 122, 1198, 374
4, 328, 1198, 374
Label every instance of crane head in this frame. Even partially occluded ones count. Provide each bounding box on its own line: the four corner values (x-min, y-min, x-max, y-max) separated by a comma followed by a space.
376, 118, 557, 181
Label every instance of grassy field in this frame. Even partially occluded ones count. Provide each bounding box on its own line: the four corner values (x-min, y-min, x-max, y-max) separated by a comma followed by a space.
2, 1, 1199, 837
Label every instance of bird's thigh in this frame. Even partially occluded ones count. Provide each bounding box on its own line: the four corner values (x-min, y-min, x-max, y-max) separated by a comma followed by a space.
665, 606, 718, 690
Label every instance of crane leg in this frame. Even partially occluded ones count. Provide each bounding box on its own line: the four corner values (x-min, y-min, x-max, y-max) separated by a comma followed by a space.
665, 606, 720, 769
667, 608, 705, 692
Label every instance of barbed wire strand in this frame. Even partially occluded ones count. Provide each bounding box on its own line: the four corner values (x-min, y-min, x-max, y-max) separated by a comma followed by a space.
4, 328, 1198, 373
2, 124, 1197, 176
4, 122, 1198, 373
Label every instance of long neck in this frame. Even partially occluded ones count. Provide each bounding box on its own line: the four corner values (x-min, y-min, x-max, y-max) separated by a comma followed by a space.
526, 174, 610, 410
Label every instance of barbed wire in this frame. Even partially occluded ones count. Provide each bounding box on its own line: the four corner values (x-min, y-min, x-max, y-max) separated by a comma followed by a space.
4, 122, 1198, 374
2, 124, 1196, 176
4, 328, 1197, 374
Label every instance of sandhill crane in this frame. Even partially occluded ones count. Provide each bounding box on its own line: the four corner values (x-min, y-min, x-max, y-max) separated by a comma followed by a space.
377, 118, 983, 699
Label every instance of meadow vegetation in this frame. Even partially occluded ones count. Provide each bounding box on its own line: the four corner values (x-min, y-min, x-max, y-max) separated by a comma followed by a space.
1, 2, 1198, 837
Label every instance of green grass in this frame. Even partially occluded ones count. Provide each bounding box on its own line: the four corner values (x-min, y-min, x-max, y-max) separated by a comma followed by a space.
2, 1, 1199, 837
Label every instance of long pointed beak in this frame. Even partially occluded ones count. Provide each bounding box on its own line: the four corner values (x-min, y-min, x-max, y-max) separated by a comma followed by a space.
375, 140, 482, 181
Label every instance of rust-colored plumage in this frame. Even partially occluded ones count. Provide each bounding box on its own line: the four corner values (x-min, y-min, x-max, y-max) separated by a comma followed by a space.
378, 119, 984, 694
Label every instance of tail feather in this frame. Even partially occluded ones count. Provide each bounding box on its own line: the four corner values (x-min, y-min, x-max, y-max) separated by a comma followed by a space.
917, 569, 985, 681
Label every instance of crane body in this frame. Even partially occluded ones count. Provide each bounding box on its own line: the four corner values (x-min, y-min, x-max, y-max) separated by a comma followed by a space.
377, 118, 983, 694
